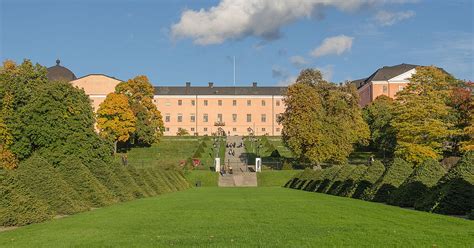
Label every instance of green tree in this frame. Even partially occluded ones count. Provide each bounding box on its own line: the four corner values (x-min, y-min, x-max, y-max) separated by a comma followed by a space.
363, 95, 397, 158
18, 81, 113, 163
176, 128, 190, 136
116, 75, 164, 146
279, 69, 369, 165
460, 97, 474, 152
97, 93, 136, 153
392, 66, 458, 165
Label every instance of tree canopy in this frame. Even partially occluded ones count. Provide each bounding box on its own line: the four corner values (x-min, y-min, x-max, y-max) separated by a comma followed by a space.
96, 93, 136, 152
392, 66, 459, 164
115, 76, 164, 146
363, 95, 397, 158
279, 68, 369, 165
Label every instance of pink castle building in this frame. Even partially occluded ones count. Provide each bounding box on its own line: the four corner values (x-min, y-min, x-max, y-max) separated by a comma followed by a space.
47, 60, 286, 136
352, 64, 420, 107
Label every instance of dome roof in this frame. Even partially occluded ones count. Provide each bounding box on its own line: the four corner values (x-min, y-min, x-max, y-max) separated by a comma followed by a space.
46, 59, 77, 82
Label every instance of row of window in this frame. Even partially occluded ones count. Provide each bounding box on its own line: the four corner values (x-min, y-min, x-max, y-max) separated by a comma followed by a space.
154, 99, 281, 107
164, 114, 281, 123
164, 127, 281, 133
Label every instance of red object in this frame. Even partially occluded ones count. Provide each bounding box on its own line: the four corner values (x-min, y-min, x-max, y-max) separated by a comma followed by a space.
192, 159, 201, 167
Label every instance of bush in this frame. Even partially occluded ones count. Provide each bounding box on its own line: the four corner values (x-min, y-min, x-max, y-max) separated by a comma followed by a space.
326, 165, 355, 195
301, 169, 325, 191
337, 165, 367, 197
361, 158, 413, 202
468, 209, 474, 220
86, 159, 135, 202
388, 159, 446, 207
0, 171, 53, 226
126, 166, 155, 197
14, 154, 88, 215
136, 168, 159, 196
315, 166, 342, 193
109, 163, 145, 199
56, 156, 117, 207
351, 160, 385, 199
415, 152, 474, 215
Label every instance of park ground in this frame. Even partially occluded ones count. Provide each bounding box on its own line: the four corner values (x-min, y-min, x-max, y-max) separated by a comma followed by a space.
0, 187, 473, 247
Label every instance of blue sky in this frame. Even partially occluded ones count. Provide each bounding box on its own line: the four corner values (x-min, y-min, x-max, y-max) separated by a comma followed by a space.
1, 0, 472, 86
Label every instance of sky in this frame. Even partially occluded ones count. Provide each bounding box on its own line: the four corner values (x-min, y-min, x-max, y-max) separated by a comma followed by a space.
0, 0, 473, 87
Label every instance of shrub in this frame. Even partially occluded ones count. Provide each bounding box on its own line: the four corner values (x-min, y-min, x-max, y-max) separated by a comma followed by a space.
56, 156, 117, 207
351, 160, 385, 199
126, 166, 155, 197
326, 165, 355, 195
415, 152, 474, 215
86, 159, 135, 202
281, 161, 293, 170
0, 171, 53, 226
315, 166, 342, 193
361, 158, 413, 202
109, 162, 145, 199
14, 154, 88, 215
468, 209, 474, 220
301, 169, 325, 191
337, 165, 367, 197
388, 159, 446, 207
136, 168, 159, 196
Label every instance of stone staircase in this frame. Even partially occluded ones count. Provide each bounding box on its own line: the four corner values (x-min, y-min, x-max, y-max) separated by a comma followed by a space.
218, 136, 258, 187
218, 172, 257, 187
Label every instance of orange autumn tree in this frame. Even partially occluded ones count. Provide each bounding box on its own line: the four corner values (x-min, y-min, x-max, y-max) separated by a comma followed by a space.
96, 93, 136, 153
115, 75, 164, 146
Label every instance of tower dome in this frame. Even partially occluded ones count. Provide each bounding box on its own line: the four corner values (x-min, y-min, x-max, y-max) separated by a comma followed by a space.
46, 59, 77, 82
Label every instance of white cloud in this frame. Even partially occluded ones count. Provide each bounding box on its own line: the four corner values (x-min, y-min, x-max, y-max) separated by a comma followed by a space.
311, 35, 354, 57
374, 10, 415, 26
289, 56, 309, 68
171, 0, 413, 45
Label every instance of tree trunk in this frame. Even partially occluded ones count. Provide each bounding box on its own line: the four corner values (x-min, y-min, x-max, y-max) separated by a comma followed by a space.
114, 141, 117, 154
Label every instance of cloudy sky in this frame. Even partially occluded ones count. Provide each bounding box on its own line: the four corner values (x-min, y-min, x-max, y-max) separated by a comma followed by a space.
1, 0, 472, 86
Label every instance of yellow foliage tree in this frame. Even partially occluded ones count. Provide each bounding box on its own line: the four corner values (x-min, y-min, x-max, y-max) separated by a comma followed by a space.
393, 66, 458, 164
96, 93, 136, 153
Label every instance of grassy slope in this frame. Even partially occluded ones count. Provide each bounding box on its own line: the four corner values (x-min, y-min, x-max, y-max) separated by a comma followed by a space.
184, 170, 218, 187
118, 137, 200, 167
257, 170, 300, 187
1, 187, 472, 247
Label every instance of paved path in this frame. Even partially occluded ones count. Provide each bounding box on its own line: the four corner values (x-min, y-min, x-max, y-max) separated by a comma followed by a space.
218, 136, 257, 187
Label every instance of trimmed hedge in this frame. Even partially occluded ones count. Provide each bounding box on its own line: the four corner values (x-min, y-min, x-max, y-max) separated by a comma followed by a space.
86, 160, 135, 202
326, 165, 355, 195
109, 163, 146, 198
415, 152, 474, 215
0, 172, 53, 226
388, 159, 446, 207
338, 165, 367, 197
315, 166, 343, 193
14, 154, 88, 215
351, 160, 385, 199
56, 156, 117, 207
361, 158, 413, 202
126, 166, 155, 197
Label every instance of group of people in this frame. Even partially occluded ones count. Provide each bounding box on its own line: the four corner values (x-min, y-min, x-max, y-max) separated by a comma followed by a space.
226, 141, 244, 157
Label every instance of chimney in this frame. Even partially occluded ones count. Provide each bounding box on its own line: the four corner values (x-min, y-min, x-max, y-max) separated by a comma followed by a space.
252, 82, 257, 88
208, 82, 214, 88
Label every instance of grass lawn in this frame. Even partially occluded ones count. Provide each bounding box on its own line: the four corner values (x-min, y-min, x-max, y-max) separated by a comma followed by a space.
184, 170, 218, 187
117, 137, 200, 167
1, 187, 472, 247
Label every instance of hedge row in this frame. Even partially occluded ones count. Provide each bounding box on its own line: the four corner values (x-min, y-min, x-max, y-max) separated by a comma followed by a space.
285, 152, 474, 217
0, 154, 190, 227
